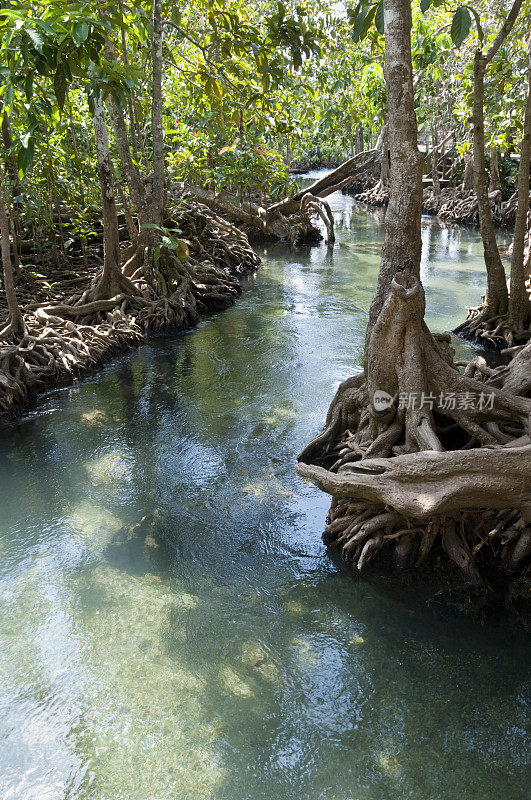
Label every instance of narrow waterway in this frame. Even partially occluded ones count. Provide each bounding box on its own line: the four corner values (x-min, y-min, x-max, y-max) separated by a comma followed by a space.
0, 180, 528, 800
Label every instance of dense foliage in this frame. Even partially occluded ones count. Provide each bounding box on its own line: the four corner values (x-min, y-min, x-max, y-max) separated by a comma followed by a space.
0, 0, 528, 250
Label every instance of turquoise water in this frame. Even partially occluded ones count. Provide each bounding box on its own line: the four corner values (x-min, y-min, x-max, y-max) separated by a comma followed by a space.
0, 183, 528, 800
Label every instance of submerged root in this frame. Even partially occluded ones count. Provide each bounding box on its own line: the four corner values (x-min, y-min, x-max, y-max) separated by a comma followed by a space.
300, 194, 335, 244
297, 272, 531, 605
317, 495, 529, 592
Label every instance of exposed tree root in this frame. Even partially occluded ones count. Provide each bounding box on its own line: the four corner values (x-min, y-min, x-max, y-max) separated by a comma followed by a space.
269, 148, 380, 216
0, 309, 144, 421
0, 201, 260, 420
355, 181, 390, 207
34, 200, 260, 333
355, 183, 517, 223
174, 181, 326, 246
300, 194, 335, 244
297, 272, 531, 607
454, 300, 531, 349
425, 186, 526, 228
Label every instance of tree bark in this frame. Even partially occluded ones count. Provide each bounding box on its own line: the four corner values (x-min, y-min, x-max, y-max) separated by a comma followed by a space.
509, 31, 531, 331
150, 0, 165, 226
432, 126, 441, 197
379, 122, 389, 187
489, 147, 501, 193
1, 110, 21, 271
472, 51, 509, 316
268, 148, 379, 217
297, 446, 531, 522
91, 93, 138, 300
462, 151, 474, 191
0, 162, 25, 338
471, 0, 523, 319
367, 0, 423, 338
98, 7, 146, 220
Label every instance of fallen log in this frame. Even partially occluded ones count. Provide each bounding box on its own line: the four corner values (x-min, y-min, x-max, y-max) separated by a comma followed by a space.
174, 182, 322, 244
268, 148, 380, 217
174, 151, 379, 243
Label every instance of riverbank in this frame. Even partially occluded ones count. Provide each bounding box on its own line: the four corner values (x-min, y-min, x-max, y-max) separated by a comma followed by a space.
348, 181, 520, 229
0, 201, 260, 423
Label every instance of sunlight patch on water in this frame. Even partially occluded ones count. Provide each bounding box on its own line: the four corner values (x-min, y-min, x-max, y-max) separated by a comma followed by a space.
84, 451, 133, 484
65, 501, 123, 551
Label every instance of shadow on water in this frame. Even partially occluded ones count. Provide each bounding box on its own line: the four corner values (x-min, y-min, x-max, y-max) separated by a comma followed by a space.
0, 179, 527, 800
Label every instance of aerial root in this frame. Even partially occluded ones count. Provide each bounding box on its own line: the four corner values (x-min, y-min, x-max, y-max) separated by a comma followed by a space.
421, 186, 515, 227
300, 194, 335, 244
319, 491, 530, 587
454, 300, 531, 349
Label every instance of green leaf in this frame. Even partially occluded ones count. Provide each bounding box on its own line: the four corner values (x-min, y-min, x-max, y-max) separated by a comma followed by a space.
26, 27, 44, 53
451, 6, 472, 48
375, 1, 384, 34
140, 222, 163, 231
54, 64, 67, 109
211, 79, 222, 99
17, 139, 34, 175
351, 4, 377, 43
420, 0, 432, 12
24, 72, 33, 101
466, 5, 484, 42
73, 21, 89, 47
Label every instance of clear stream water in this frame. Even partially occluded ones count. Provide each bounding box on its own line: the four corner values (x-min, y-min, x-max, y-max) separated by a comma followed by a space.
0, 178, 528, 800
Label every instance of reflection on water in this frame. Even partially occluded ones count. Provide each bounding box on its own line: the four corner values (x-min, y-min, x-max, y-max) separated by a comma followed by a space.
0, 182, 527, 800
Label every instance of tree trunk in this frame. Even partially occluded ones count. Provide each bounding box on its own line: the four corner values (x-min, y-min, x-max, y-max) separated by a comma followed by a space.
509, 31, 531, 331
118, 0, 139, 163
296, 0, 531, 597
91, 93, 138, 300
468, 1, 523, 320
472, 51, 509, 317
150, 0, 164, 226
462, 151, 474, 191
98, 4, 146, 220
432, 126, 441, 197
1, 110, 21, 271
269, 148, 379, 218
379, 122, 389, 187
0, 162, 25, 338
367, 0, 423, 337
489, 147, 501, 193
